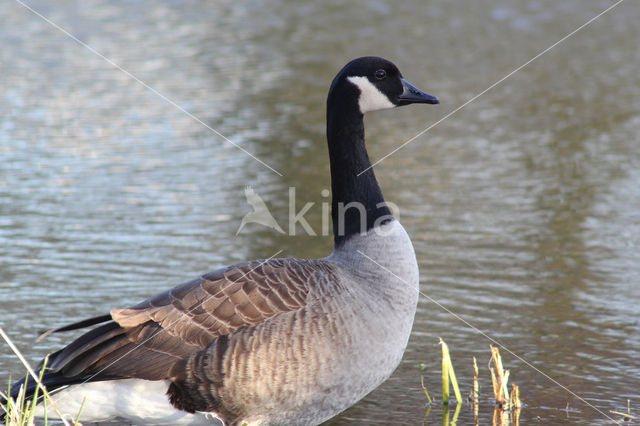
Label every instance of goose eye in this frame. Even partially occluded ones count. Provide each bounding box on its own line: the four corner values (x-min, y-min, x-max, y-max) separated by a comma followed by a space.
374, 69, 386, 80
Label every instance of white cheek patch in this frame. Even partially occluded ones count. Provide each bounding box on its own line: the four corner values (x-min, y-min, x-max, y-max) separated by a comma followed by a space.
347, 76, 395, 114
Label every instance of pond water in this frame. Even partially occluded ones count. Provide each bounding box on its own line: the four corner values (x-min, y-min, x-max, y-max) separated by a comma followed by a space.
1, 0, 639, 424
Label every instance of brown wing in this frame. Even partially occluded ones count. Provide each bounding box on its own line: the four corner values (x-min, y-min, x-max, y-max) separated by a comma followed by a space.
47, 257, 332, 382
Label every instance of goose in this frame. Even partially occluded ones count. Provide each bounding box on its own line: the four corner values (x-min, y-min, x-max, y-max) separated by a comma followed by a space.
1, 56, 438, 425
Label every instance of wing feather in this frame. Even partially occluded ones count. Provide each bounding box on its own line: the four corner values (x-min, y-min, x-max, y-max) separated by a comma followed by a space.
43, 258, 331, 385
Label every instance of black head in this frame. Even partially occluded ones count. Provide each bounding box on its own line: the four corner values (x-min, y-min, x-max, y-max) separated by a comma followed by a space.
329, 56, 439, 114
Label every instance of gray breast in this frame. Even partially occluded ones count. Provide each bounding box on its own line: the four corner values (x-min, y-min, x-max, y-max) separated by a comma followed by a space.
217, 219, 419, 425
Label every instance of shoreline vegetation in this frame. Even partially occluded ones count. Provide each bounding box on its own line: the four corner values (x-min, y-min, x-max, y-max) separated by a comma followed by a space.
0, 327, 82, 426
420, 339, 522, 426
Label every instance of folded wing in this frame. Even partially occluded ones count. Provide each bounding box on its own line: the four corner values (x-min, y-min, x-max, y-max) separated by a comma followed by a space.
34, 258, 332, 388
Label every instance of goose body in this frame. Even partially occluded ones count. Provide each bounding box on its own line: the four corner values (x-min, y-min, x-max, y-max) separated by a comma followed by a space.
2, 57, 438, 425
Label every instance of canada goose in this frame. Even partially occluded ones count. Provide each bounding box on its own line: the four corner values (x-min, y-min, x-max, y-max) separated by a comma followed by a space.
1, 56, 438, 425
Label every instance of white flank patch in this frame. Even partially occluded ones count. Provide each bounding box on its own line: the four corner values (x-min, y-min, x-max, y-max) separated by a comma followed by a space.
347, 76, 395, 114
32, 379, 217, 425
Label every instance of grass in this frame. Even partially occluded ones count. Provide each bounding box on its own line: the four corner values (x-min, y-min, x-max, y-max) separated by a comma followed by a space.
489, 344, 510, 408
610, 399, 635, 422
1, 359, 48, 426
0, 327, 84, 426
439, 338, 462, 405
422, 340, 523, 425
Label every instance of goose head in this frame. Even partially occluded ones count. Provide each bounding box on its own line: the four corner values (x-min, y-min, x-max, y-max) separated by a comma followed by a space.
329, 56, 439, 115
325, 57, 439, 246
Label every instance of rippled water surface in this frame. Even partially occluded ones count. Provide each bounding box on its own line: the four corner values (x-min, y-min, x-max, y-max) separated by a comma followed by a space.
1, 0, 639, 424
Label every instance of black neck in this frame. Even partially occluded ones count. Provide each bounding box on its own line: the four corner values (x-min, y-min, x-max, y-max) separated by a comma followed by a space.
326, 81, 392, 247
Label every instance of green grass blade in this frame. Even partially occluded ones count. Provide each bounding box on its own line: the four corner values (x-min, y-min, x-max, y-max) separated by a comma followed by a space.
421, 375, 432, 404
447, 359, 462, 404
73, 397, 87, 426
439, 338, 461, 404
452, 400, 462, 425
439, 338, 450, 404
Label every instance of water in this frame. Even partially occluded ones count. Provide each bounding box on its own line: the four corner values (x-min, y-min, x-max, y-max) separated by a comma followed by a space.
1, 0, 639, 424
